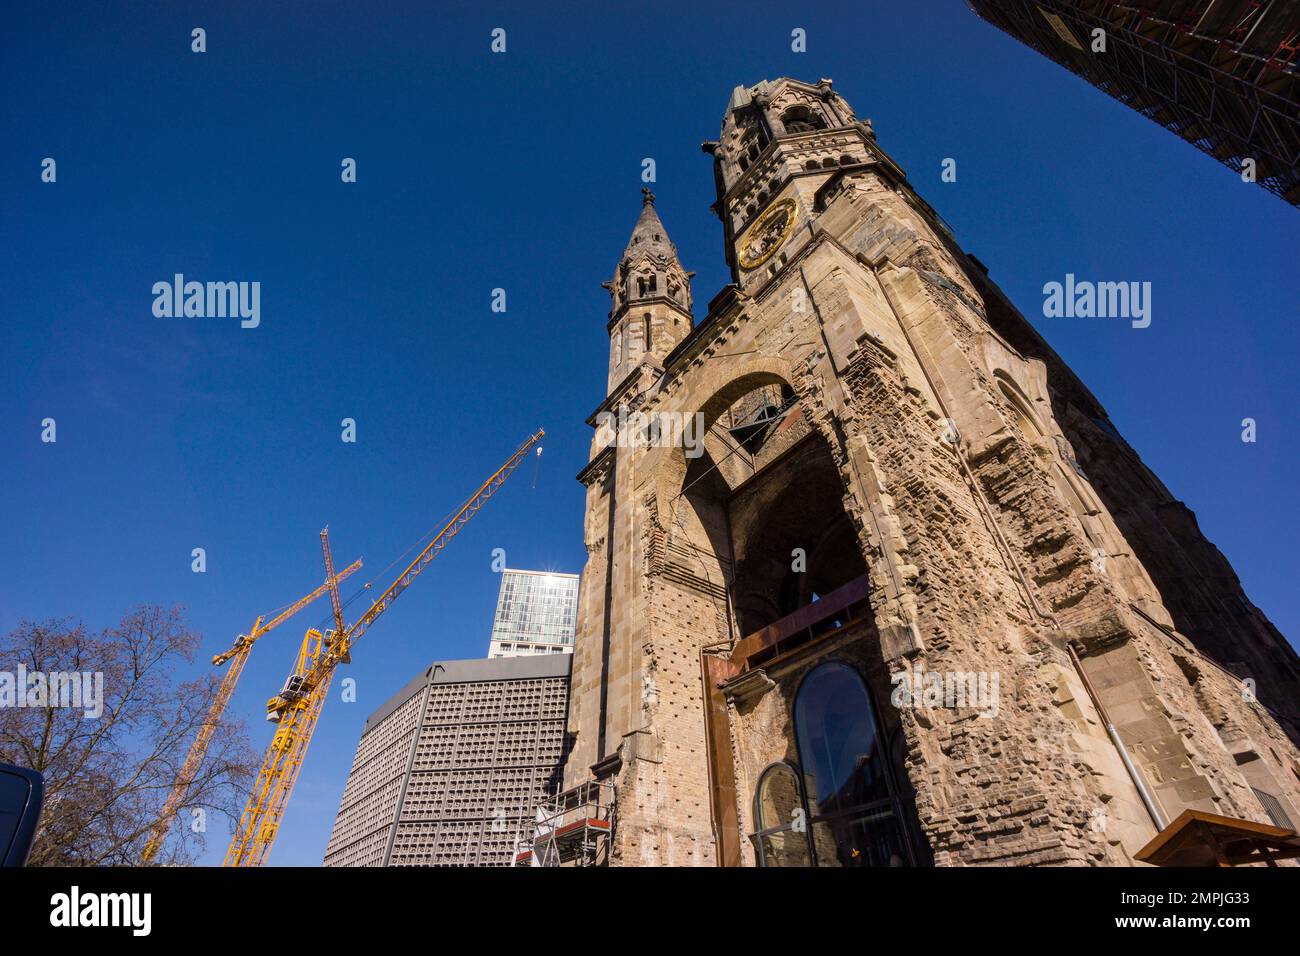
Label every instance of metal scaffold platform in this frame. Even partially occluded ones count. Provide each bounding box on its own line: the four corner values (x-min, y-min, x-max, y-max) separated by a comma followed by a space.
513, 780, 614, 867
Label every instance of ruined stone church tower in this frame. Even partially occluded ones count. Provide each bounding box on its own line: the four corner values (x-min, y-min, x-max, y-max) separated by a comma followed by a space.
564, 77, 1300, 867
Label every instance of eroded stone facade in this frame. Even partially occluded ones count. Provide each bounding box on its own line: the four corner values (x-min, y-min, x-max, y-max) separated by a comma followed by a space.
564, 77, 1300, 867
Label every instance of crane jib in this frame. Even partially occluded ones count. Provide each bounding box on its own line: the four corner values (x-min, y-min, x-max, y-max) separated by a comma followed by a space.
223, 428, 543, 866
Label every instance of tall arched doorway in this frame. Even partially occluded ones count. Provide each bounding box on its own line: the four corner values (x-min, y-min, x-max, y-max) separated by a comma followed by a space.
664, 373, 929, 866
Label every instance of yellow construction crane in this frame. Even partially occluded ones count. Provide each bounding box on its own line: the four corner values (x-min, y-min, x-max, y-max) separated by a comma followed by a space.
224, 429, 544, 866
139, 548, 361, 865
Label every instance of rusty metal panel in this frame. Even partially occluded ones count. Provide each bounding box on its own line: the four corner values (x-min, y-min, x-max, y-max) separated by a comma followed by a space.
701, 652, 742, 867
732, 574, 870, 667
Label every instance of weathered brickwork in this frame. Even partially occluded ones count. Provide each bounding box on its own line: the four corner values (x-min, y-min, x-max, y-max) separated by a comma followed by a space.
564, 77, 1300, 867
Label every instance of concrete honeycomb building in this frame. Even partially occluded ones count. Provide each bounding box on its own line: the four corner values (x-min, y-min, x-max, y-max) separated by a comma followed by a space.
561, 77, 1300, 867
323, 655, 570, 867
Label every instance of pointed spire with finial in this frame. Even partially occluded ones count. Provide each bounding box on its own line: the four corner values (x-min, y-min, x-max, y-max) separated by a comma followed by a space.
605, 190, 692, 312
621, 187, 675, 262
602, 191, 695, 391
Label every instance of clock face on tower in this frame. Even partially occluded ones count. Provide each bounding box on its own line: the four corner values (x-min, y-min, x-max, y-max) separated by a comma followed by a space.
738, 198, 797, 270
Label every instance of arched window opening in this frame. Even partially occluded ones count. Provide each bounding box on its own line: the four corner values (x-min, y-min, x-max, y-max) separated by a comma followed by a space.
723, 409, 869, 639
791, 661, 913, 866
796, 662, 890, 814
752, 762, 812, 866
643, 314, 653, 353
997, 376, 1046, 441
782, 105, 826, 134
664, 374, 931, 869
997, 375, 1103, 520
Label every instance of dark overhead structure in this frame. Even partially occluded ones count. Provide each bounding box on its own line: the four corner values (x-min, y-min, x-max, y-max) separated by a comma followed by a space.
968, 0, 1300, 207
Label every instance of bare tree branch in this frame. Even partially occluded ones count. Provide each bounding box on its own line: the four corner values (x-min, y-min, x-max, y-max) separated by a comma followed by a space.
0, 605, 258, 866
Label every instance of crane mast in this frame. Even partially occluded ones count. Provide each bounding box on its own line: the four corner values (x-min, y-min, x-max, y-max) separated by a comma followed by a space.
139, 552, 361, 865
224, 429, 544, 867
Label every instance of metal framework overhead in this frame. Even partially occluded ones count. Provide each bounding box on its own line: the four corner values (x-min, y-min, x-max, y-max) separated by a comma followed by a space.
969, 0, 1300, 206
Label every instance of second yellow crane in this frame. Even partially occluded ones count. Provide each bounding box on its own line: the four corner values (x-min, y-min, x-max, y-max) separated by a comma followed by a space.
139, 546, 360, 865
224, 429, 544, 866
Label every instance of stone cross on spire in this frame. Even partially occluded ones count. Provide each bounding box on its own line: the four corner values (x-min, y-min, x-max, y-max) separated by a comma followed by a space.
642, 187, 656, 205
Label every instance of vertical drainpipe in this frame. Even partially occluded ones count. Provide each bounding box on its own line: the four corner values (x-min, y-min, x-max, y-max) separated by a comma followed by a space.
1067, 643, 1167, 831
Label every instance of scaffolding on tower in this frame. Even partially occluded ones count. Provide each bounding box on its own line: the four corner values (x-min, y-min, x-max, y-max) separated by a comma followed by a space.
513, 779, 615, 867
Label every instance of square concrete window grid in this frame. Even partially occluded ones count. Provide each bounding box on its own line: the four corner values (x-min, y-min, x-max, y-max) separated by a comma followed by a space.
325, 657, 572, 868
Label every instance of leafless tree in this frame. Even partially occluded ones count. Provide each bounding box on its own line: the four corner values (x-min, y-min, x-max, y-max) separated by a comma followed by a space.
0, 605, 257, 865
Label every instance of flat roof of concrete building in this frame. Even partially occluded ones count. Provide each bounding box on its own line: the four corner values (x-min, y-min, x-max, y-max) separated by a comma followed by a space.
363, 654, 573, 732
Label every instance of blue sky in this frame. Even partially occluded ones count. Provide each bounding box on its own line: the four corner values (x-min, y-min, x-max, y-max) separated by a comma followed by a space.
2, 2, 1295, 866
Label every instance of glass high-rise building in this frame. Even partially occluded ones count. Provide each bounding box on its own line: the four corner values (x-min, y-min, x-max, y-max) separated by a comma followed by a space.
488, 569, 579, 658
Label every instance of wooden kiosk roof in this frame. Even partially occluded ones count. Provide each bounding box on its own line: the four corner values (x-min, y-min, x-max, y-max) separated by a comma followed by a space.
1135, 809, 1300, 867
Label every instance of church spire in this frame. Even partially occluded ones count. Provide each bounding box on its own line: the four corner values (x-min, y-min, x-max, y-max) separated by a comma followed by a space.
603, 192, 695, 392
616, 187, 680, 275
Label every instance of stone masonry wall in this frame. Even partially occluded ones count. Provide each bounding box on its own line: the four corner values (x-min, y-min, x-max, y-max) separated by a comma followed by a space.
565, 79, 1300, 866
